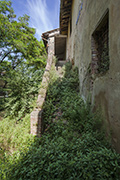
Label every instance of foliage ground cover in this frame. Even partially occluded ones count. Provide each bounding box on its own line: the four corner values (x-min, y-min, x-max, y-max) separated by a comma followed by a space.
1, 62, 120, 180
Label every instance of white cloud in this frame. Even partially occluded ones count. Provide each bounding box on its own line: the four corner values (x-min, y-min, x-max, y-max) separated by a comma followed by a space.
26, 0, 60, 40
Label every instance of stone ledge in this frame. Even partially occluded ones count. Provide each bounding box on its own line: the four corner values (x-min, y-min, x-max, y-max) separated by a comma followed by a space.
30, 56, 53, 137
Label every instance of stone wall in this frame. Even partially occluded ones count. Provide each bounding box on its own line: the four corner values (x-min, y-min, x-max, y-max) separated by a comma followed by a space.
30, 55, 53, 137
31, 29, 59, 137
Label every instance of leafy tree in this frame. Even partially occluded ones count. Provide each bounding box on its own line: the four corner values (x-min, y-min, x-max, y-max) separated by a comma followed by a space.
0, 0, 46, 69
0, 0, 47, 116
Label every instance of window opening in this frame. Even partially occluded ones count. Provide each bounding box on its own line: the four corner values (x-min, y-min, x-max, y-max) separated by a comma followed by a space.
91, 10, 109, 74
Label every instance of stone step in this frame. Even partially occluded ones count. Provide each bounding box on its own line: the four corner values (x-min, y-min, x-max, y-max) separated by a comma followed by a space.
56, 60, 66, 67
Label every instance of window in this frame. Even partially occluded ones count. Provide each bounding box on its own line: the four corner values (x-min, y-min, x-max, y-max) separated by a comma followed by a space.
91, 10, 109, 74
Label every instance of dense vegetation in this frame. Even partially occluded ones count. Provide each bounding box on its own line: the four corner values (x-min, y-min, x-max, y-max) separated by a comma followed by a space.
1, 63, 120, 180
0, 1, 46, 178
0, 0, 46, 117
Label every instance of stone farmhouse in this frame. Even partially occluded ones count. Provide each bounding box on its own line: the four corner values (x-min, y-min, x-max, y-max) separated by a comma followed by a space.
32, 0, 120, 152
59, 0, 120, 152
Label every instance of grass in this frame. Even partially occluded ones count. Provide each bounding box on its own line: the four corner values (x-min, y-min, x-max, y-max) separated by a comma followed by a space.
0, 114, 34, 154
0, 114, 34, 179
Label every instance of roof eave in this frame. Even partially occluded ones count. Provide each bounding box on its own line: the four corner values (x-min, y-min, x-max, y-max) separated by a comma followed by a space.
60, 0, 72, 35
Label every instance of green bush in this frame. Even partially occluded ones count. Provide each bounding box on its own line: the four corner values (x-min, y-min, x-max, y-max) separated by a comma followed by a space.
4, 65, 44, 119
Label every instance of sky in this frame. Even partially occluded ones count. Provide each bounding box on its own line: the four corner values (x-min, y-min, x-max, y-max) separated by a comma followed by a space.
11, 0, 60, 40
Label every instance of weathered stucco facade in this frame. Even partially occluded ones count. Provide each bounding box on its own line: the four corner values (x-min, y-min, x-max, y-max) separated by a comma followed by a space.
60, 0, 120, 152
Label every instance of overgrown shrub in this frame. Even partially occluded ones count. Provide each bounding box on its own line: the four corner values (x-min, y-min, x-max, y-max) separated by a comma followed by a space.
4, 65, 44, 119
5, 125, 120, 180
1, 62, 120, 180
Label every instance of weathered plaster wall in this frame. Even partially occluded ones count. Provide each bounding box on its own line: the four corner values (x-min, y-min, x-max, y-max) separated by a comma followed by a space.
66, 21, 71, 60
48, 37, 55, 57
66, 0, 120, 152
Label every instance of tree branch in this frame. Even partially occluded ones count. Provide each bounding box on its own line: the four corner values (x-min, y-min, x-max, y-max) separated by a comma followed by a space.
0, 50, 12, 63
